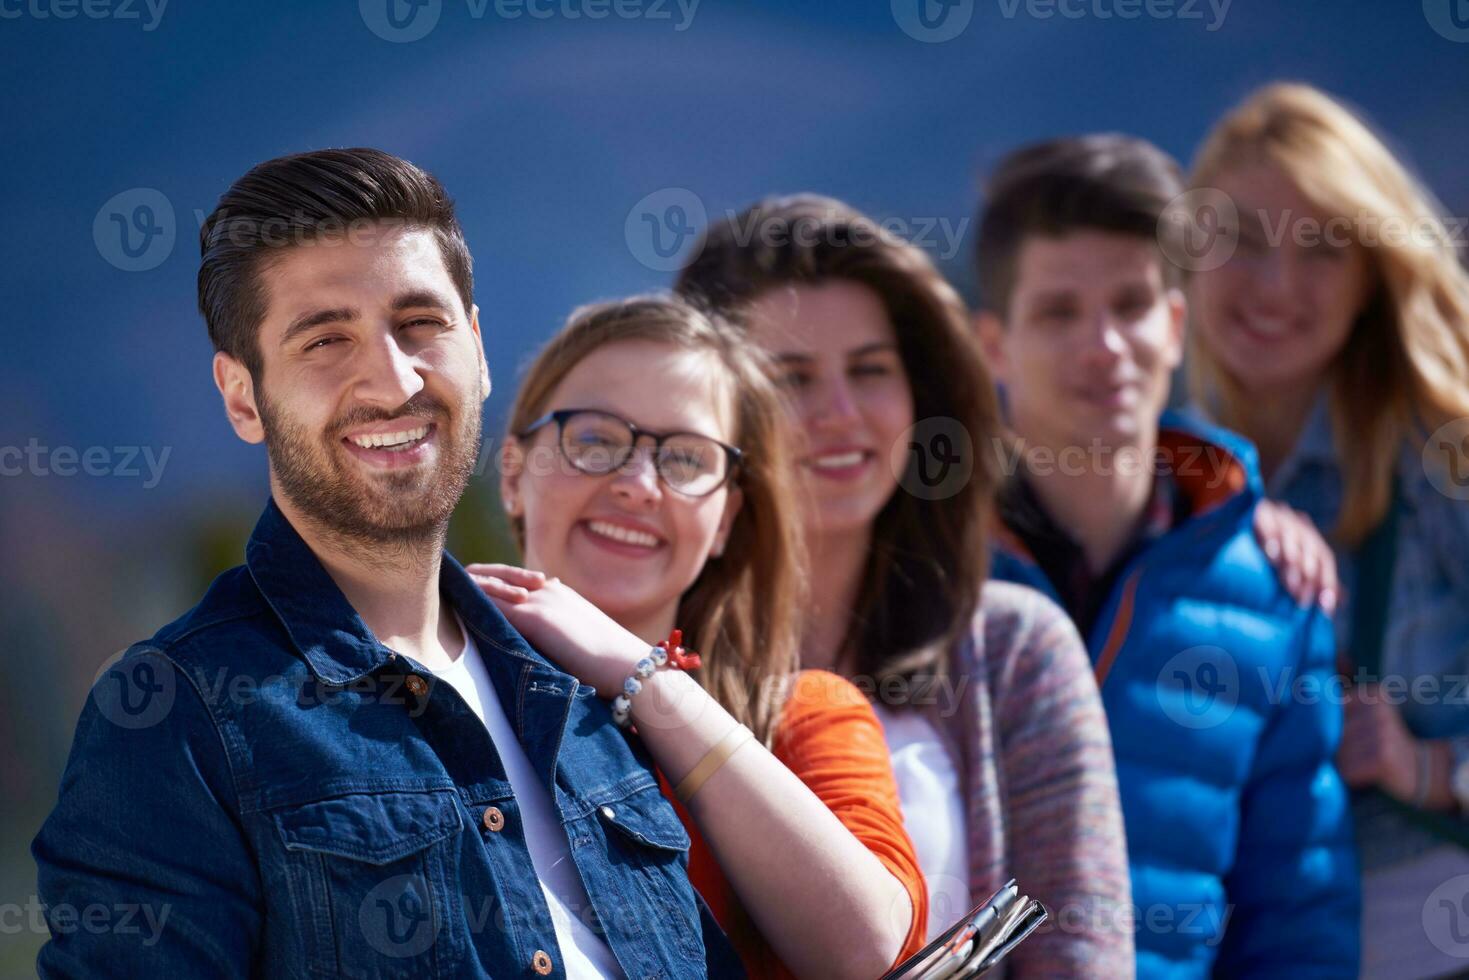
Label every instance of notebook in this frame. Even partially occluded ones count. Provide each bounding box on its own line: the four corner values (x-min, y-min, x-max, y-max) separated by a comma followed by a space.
880, 880, 1049, 979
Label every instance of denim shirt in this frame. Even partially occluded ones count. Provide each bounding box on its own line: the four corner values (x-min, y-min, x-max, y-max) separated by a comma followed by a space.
33, 499, 742, 979
1254, 397, 1469, 866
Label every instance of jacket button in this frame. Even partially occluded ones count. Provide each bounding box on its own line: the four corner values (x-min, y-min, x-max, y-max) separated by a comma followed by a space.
482, 806, 505, 832
405, 675, 428, 697
531, 949, 553, 974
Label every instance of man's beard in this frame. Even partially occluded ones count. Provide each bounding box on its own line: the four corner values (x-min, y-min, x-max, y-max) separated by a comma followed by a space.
257, 386, 482, 560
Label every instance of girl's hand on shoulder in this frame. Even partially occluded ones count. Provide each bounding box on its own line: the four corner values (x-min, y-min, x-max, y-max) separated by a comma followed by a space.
465, 563, 646, 695
1253, 499, 1339, 613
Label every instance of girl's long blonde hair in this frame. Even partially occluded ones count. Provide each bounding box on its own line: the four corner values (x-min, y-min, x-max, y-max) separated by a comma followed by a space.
1188, 82, 1469, 545
505, 294, 806, 745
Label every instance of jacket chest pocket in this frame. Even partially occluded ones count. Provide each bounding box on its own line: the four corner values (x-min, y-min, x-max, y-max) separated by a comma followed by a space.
272, 789, 464, 979
588, 784, 703, 964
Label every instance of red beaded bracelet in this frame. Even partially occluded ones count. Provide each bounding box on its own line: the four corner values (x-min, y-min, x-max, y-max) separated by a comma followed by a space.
611, 629, 701, 727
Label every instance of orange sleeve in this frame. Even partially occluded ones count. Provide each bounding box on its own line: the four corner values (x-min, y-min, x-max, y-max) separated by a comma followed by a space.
662, 670, 929, 978
770, 670, 930, 973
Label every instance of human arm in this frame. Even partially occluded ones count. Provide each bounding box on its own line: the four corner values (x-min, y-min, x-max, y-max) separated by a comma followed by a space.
1338, 684, 1458, 810
469, 565, 915, 979
32, 645, 262, 979
1212, 611, 1360, 977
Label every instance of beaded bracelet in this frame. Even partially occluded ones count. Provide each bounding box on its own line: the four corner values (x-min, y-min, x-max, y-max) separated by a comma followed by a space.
611, 629, 702, 728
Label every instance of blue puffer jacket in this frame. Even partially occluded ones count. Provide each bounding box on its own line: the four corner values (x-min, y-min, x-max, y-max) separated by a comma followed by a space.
991, 413, 1360, 979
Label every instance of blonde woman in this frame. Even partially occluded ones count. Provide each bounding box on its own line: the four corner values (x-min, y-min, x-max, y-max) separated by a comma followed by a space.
470, 295, 928, 978
1187, 82, 1469, 978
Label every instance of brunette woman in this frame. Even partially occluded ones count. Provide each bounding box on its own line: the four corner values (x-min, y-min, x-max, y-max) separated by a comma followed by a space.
676, 196, 1136, 976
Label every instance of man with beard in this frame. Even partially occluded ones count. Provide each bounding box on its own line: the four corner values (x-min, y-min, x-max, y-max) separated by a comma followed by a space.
33, 149, 740, 980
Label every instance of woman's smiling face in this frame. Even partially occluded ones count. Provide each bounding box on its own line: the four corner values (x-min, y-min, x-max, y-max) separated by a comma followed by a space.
744, 281, 915, 541
1189, 160, 1372, 394
502, 339, 743, 633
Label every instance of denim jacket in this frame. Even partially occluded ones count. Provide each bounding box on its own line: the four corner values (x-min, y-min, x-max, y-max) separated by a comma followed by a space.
33, 499, 742, 979
1259, 396, 1469, 868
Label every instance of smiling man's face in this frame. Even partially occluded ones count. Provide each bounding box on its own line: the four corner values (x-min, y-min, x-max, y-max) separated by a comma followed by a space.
215, 223, 489, 546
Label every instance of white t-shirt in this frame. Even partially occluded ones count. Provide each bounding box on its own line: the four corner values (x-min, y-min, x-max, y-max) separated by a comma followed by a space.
430, 618, 624, 979
872, 704, 972, 940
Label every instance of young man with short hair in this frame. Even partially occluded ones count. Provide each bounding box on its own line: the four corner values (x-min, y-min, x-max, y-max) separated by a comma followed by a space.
33, 148, 739, 979
975, 135, 1359, 978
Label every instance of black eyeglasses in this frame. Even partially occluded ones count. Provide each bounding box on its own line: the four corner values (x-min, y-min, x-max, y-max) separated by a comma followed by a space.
517, 408, 742, 498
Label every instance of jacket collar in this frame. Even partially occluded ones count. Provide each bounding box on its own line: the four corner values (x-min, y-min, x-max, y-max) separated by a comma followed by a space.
245, 498, 552, 686
992, 410, 1263, 565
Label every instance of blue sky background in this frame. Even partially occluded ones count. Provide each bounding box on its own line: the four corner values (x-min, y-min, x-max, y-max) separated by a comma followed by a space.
2, 1, 1467, 971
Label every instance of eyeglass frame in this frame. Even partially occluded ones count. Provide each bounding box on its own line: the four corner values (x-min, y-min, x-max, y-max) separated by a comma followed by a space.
515, 407, 743, 498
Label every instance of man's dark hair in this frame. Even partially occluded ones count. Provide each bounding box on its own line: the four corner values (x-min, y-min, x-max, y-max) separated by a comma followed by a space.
198, 147, 473, 380
974, 133, 1185, 316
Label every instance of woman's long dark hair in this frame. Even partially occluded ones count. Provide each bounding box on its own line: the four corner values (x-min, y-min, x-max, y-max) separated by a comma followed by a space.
676, 195, 1002, 692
